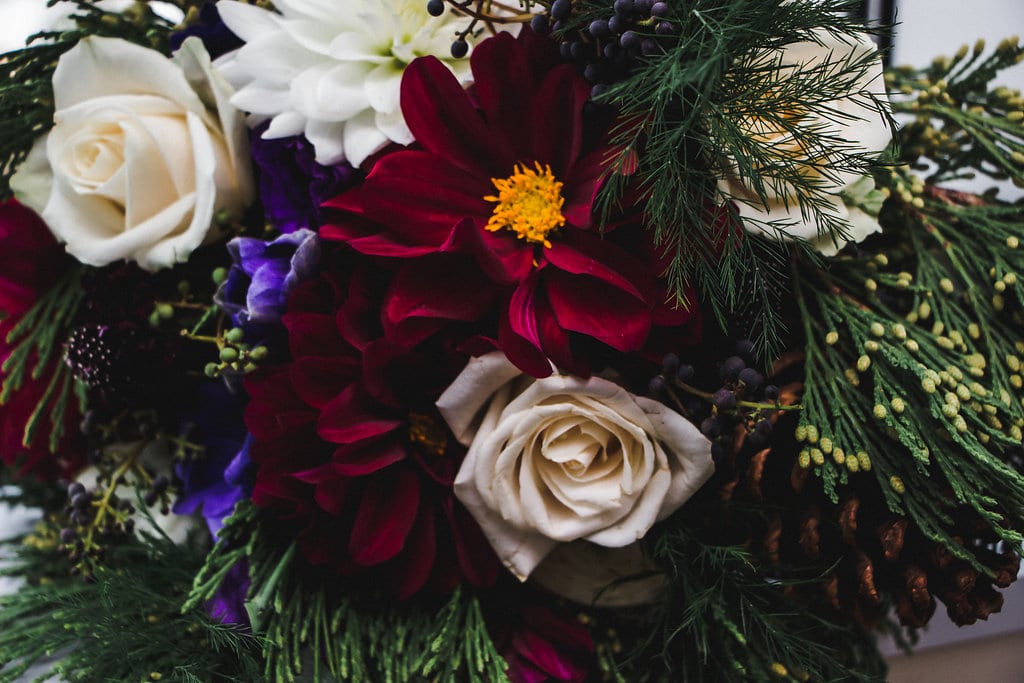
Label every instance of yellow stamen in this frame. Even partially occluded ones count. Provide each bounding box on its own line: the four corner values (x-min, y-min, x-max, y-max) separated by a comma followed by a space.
484, 162, 566, 248
408, 413, 447, 457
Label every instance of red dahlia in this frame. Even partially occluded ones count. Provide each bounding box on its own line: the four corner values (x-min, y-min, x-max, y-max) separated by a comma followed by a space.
244, 265, 498, 597
322, 30, 698, 377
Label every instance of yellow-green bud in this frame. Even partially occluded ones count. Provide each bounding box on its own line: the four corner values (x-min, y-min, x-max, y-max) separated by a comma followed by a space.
967, 323, 981, 340
865, 340, 880, 352
892, 324, 907, 339
825, 331, 840, 345
857, 355, 872, 372
939, 278, 955, 293
905, 339, 920, 353
806, 425, 819, 443
870, 322, 885, 337
795, 425, 808, 442
873, 404, 888, 419
993, 294, 1006, 311
954, 415, 969, 433
921, 377, 937, 393
832, 448, 845, 465
865, 278, 878, 292
811, 448, 825, 466
918, 301, 932, 319
957, 384, 972, 402
846, 455, 860, 472
891, 397, 906, 414
156, 303, 174, 320
889, 476, 905, 494
219, 347, 238, 363
857, 451, 872, 471
798, 449, 812, 468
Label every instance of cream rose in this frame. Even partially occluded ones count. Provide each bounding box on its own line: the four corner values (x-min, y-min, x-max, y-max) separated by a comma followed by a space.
718, 29, 892, 256
11, 36, 253, 271
438, 353, 714, 581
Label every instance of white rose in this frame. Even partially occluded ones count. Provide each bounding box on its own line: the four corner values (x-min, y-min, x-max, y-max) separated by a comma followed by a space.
718, 29, 892, 256
438, 353, 714, 581
11, 36, 253, 271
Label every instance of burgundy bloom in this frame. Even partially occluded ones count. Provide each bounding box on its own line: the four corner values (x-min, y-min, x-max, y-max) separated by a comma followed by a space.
322, 30, 698, 377
244, 266, 498, 597
501, 606, 594, 683
0, 200, 82, 478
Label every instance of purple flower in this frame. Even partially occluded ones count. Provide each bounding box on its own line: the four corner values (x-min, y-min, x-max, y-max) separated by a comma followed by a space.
215, 229, 321, 331
250, 123, 359, 234
170, 3, 243, 59
209, 559, 251, 627
174, 383, 252, 536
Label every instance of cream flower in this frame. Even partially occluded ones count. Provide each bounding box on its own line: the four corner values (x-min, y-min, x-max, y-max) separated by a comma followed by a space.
718, 28, 892, 256
215, 0, 490, 167
11, 36, 252, 271
438, 353, 714, 581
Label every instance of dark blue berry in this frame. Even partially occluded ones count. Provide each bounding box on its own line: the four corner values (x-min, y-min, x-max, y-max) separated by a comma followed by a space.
713, 388, 737, 410
700, 417, 721, 438
71, 492, 90, 510
603, 42, 619, 58
620, 30, 640, 49
426, 0, 444, 16
551, 0, 571, 20
661, 352, 680, 372
677, 363, 694, 382
738, 367, 763, 390
640, 38, 659, 55
764, 384, 780, 400
614, 0, 634, 14
589, 18, 610, 37
530, 14, 550, 34
559, 42, 573, 59
720, 355, 745, 381
583, 63, 603, 83
651, 1, 670, 17
608, 14, 626, 34
152, 475, 169, 493
67, 481, 86, 499
635, 0, 654, 12
60, 528, 76, 544
591, 83, 609, 98
648, 375, 666, 394
655, 21, 674, 35
569, 41, 588, 61
450, 39, 468, 58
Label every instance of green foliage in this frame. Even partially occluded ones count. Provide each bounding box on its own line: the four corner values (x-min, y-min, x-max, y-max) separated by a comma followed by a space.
187, 501, 510, 683
0, 523, 262, 683
605, 522, 887, 683
0, 265, 84, 454
791, 39, 1024, 572
0, 0, 179, 200
569, 0, 891, 359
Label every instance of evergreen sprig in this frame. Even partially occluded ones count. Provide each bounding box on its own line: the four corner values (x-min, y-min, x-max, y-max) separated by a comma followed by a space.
188, 501, 510, 683
0, 265, 84, 455
790, 40, 1024, 571
572, 0, 891, 359
0, 523, 262, 683
607, 522, 886, 683
0, 0, 178, 199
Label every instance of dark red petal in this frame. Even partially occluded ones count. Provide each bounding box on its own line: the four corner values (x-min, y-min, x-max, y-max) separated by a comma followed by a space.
561, 148, 607, 229
473, 31, 535, 154
445, 218, 535, 285
383, 257, 496, 344
317, 386, 402, 444
532, 283, 582, 376
545, 233, 648, 301
289, 356, 356, 409
498, 289, 554, 378
512, 631, 581, 680
332, 439, 407, 476
530, 64, 588, 178
401, 56, 513, 176
283, 312, 344, 359
348, 467, 420, 565
392, 502, 437, 599
445, 497, 500, 588
544, 270, 650, 351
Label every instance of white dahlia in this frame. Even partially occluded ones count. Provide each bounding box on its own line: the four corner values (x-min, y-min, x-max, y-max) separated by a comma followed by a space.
215, 0, 487, 167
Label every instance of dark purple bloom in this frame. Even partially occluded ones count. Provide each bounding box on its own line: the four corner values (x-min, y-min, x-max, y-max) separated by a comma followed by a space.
215, 229, 321, 331
208, 559, 251, 627
170, 2, 243, 59
174, 383, 252, 536
250, 123, 359, 234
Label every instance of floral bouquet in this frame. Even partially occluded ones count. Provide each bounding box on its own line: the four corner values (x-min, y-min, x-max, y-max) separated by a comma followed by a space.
1, 1, 1023, 681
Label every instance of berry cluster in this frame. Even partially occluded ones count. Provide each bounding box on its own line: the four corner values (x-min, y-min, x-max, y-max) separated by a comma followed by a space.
534, 0, 677, 97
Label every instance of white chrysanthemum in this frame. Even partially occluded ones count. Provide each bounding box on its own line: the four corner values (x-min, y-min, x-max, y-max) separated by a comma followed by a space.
215, 0, 485, 167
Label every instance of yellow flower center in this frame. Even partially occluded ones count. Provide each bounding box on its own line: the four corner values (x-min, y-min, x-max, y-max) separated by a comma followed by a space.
484, 162, 566, 249
408, 412, 448, 457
